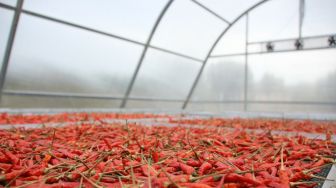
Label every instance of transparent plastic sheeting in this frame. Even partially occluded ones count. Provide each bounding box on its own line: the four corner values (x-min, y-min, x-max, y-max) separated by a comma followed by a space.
151, 0, 226, 59
302, 0, 336, 37
247, 50, 336, 102
0, 0, 335, 113
126, 100, 182, 109
130, 48, 201, 100
191, 56, 245, 101
186, 103, 336, 114
0, 0, 16, 6
4, 14, 143, 97
212, 17, 246, 55
0, 8, 13, 66
249, 0, 299, 42
23, 0, 169, 43
186, 103, 244, 112
248, 103, 336, 113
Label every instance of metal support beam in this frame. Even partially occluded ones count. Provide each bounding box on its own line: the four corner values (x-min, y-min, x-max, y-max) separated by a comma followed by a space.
0, 0, 24, 102
3, 90, 123, 100
4, 90, 335, 106
210, 45, 336, 58
243, 13, 249, 111
190, 0, 231, 25
182, 0, 270, 109
150, 45, 203, 62
2, 90, 184, 102
188, 100, 336, 106
0, 2, 14, 10
120, 0, 174, 108
247, 33, 336, 45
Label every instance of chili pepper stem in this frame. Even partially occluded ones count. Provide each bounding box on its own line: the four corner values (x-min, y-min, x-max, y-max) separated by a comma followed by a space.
187, 129, 200, 161
49, 128, 56, 151
148, 163, 152, 188
79, 172, 103, 188
304, 163, 333, 174
280, 143, 285, 170
79, 176, 84, 188
290, 180, 324, 186
160, 164, 181, 188
309, 174, 334, 181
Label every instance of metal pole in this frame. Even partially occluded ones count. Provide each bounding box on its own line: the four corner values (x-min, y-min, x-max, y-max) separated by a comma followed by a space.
244, 13, 249, 111
0, 0, 24, 102
120, 0, 174, 108
299, 0, 305, 39
190, 0, 231, 25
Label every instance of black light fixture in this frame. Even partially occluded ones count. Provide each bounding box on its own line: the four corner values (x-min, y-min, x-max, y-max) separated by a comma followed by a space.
328, 36, 336, 47
266, 42, 274, 52
294, 39, 303, 50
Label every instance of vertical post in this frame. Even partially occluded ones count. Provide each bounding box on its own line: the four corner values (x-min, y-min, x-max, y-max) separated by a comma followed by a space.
298, 0, 305, 39
243, 13, 249, 111
0, 0, 24, 102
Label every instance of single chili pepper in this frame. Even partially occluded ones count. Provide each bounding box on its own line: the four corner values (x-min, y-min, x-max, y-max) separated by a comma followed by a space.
216, 175, 225, 188
66, 165, 88, 180
141, 165, 158, 177
151, 151, 160, 163
0, 169, 25, 182
222, 183, 240, 188
278, 145, 290, 188
179, 182, 213, 188
57, 149, 77, 159
225, 173, 263, 186
178, 162, 195, 175
0, 163, 12, 172
270, 167, 277, 177
198, 161, 212, 176
4, 150, 19, 164
187, 159, 202, 167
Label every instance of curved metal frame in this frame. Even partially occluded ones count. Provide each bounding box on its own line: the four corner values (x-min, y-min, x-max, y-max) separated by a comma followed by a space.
0, 0, 24, 100
120, 0, 174, 108
182, 0, 270, 109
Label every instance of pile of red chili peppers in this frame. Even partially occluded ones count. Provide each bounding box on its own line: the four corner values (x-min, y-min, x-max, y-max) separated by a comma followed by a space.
169, 118, 336, 134
0, 113, 335, 188
0, 113, 167, 125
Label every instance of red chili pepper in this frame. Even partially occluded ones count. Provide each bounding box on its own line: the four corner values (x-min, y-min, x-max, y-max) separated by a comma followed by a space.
310, 158, 324, 168
151, 151, 160, 163
57, 149, 77, 159
198, 161, 212, 176
178, 162, 195, 175
0, 163, 12, 172
4, 150, 19, 164
0, 169, 25, 182
141, 165, 157, 177
179, 182, 212, 188
187, 159, 202, 167
216, 175, 226, 188
66, 165, 88, 180
225, 173, 263, 186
